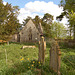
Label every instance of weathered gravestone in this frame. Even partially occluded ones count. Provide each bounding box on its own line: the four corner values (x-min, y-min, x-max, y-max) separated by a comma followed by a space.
38, 36, 46, 64
49, 40, 61, 75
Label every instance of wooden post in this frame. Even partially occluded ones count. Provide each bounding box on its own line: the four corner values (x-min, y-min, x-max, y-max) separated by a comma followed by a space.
5, 49, 7, 64
38, 36, 46, 64
49, 40, 61, 75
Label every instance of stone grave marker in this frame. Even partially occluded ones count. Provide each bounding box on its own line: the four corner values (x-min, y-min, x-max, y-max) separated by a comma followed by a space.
38, 36, 46, 64
49, 40, 61, 75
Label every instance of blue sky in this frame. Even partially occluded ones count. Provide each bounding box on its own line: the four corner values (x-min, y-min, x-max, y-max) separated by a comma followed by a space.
3, 0, 61, 8
3, 0, 67, 25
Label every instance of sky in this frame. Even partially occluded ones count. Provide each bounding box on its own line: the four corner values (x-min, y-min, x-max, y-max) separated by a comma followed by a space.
3, 0, 61, 8
3, 0, 68, 26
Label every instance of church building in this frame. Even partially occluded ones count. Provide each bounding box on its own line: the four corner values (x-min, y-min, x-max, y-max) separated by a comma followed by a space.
10, 19, 43, 42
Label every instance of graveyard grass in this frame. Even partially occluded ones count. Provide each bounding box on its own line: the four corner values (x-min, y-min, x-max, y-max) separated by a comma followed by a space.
0, 42, 75, 75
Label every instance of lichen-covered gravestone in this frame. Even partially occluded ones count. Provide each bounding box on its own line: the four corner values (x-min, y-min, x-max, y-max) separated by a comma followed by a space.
49, 40, 61, 75
38, 36, 46, 64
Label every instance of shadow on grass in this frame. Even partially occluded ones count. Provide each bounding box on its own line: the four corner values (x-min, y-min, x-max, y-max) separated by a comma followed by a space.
59, 42, 75, 49
61, 48, 75, 53
9, 42, 39, 47
9, 42, 51, 48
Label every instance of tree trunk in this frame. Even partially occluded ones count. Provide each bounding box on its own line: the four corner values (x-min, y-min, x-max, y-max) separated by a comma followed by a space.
74, 25, 75, 39
70, 29, 71, 39
7, 41, 9, 45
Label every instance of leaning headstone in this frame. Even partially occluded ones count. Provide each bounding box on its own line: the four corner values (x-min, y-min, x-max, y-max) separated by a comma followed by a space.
49, 40, 61, 75
38, 36, 46, 64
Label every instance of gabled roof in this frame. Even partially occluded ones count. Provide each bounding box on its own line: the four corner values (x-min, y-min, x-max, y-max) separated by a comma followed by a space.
19, 19, 39, 33
19, 19, 43, 35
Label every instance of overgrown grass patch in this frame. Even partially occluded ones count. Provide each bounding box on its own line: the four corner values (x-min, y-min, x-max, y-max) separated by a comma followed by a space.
0, 42, 75, 75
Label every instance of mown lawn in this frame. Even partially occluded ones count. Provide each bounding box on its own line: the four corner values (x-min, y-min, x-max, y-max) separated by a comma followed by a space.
0, 42, 75, 75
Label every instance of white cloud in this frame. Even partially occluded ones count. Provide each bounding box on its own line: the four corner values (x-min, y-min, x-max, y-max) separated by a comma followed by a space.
3, 1, 7, 5
60, 16, 69, 27
18, 1, 68, 26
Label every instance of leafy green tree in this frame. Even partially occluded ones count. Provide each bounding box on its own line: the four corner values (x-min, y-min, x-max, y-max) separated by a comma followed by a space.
68, 11, 75, 39
42, 13, 53, 24
41, 21, 51, 37
0, 1, 20, 41
57, 0, 75, 39
42, 13, 53, 37
33, 15, 41, 27
60, 0, 75, 12
32, 13, 53, 38
51, 21, 67, 39
0, 0, 7, 24
33, 14, 52, 38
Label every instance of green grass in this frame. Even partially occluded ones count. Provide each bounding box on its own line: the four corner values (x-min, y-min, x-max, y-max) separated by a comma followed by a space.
0, 42, 75, 75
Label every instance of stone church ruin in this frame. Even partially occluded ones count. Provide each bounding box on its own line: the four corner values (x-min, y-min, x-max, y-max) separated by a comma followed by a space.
10, 19, 43, 42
